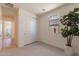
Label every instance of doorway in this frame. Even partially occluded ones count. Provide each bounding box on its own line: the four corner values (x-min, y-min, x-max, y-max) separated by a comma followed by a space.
0, 16, 15, 49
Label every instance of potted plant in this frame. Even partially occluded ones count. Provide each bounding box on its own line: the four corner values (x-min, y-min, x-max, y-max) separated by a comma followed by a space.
60, 8, 79, 55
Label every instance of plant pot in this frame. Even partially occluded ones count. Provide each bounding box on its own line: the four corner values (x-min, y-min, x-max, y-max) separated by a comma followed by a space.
64, 45, 73, 56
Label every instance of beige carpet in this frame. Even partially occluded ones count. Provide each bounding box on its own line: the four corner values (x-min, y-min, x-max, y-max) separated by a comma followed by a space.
0, 42, 66, 56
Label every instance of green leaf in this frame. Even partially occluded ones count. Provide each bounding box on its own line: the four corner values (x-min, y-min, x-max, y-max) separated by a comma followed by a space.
60, 8, 79, 37
74, 8, 79, 12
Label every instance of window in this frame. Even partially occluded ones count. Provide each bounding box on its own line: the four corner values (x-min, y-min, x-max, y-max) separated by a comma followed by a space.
49, 16, 60, 34
49, 15, 59, 26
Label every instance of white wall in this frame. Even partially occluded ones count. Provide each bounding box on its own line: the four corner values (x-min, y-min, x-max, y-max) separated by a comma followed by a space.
18, 8, 37, 47
38, 3, 79, 55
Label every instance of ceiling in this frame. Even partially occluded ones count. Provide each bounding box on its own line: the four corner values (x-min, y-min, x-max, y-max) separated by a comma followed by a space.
14, 3, 64, 15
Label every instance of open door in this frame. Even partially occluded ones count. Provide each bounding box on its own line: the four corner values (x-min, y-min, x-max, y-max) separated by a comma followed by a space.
1, 16, 15, 49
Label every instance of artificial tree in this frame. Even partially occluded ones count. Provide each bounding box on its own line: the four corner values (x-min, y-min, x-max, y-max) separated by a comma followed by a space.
60, 8, 79, 47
